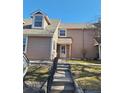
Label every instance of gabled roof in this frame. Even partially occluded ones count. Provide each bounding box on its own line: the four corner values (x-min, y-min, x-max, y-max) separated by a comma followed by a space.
31, 10, 51, 25
23, 19, 60, 37
31, 10, 47, 16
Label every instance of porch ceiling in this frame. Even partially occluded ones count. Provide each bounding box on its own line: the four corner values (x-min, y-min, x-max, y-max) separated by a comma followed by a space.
57, 37, 72, 44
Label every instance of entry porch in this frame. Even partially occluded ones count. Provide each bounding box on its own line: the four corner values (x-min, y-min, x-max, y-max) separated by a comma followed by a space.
57, 37, 72, 59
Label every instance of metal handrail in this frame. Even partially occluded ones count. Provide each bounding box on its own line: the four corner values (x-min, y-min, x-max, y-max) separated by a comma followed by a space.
40, 57, 58, 93
23, 53, 30, 78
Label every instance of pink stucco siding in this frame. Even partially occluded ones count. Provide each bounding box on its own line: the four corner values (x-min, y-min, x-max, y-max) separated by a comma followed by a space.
26, 36, 51, 60
67, 29, 98, 59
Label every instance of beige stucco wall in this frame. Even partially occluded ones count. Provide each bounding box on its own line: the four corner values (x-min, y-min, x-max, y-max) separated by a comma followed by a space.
67, 29, 98, 59
43, 18, 48, 28
26, 36, 51, 60
51, 22, 60, 59
83, 29, 98, 58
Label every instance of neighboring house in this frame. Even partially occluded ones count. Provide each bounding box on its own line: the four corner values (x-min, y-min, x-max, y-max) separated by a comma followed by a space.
23, 10, 100, 60
93, 20, 101, 60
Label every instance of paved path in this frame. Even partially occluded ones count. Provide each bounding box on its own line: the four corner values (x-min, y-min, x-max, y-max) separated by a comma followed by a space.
24, 59, 85, 93
50, 62, 75, 93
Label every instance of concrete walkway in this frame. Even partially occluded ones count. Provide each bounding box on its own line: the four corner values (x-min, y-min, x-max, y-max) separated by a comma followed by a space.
50, 63, 75, 93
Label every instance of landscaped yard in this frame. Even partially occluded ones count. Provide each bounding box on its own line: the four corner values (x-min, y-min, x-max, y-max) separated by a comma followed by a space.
66, 60, 101, 92
24, 60, 101, 92
24, 63, 51, 88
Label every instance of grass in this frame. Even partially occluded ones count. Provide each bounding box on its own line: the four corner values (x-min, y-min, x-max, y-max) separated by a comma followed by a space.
24, 64, 50, 83
24, 59, 101, 92
66, 60, 101, 91
66, 59, 101, 65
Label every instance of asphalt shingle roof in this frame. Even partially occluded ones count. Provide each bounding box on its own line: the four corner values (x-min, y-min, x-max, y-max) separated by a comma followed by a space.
23, 19, 60, 37
59, 23, 96, 29
23, 18, 97, 37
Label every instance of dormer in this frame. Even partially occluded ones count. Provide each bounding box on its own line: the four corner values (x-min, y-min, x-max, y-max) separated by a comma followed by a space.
31, 10, 51, 29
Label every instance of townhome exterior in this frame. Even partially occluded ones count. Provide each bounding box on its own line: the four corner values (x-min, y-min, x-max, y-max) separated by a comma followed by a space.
23, 10, 100, 60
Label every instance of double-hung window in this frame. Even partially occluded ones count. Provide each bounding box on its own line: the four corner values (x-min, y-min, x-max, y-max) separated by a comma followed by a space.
34, 16, 42, 27
59, 30, 66, 37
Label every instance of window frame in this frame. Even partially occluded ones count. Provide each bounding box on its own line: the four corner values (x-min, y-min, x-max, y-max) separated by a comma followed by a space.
59, 29, 67, 37
34, 16, 42, 27
32, 15, 44, 29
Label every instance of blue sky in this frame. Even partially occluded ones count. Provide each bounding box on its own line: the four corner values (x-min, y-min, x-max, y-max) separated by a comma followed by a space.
23, 0, 101, 23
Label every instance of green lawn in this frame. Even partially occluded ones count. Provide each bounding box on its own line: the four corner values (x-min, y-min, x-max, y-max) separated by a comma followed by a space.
66, 60, 101, 91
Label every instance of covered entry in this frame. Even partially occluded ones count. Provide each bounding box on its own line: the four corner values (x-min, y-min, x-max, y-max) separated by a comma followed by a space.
57, 37, 72, 59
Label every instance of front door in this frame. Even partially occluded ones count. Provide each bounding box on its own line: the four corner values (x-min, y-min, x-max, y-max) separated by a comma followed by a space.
60, 45, 66, 58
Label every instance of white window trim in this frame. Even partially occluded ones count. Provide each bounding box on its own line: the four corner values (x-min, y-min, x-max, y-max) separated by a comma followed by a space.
23, 37, 28, 53
32, 15, 44, 29
59, 29, 67, 37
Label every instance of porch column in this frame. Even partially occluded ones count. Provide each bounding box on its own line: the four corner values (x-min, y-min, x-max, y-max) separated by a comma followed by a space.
69, 44, 72, 59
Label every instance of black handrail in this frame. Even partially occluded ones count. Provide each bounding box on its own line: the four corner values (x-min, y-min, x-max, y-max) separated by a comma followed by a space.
23, 53, 30, 77
40, 57, 58, 93
23, 53, 30, 87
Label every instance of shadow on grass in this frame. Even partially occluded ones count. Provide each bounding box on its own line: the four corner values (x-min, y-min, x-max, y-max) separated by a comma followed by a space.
24, 65, 49, 82
71, 64, 101, 91
72, 64, 101, 78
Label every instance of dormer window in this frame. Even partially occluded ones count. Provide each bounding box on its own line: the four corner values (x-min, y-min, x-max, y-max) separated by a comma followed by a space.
31, 10, 51, 29
34, 16, 42, 27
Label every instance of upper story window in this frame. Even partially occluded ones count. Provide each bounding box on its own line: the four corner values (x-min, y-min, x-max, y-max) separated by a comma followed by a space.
34, 16, 42, 27
59, 30, 66, 37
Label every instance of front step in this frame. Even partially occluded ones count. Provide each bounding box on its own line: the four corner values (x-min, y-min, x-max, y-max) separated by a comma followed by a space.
51, 84, 74, 93
57, 64, 69, 68
57, 67, 69, 71
52, 78, 73, 86
54, 71, 72, 79
50, 63, 75, 93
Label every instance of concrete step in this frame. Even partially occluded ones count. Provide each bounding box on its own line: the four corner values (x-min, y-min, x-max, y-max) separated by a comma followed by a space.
54, 71, 71, 78
57, 64, 69, 68
51, 84, 74, 93
57, 63, 69, 65
57, 67, 69, 71
54, 73, 66, 78
53, 77, 73, 85
52, 81, 73, 86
